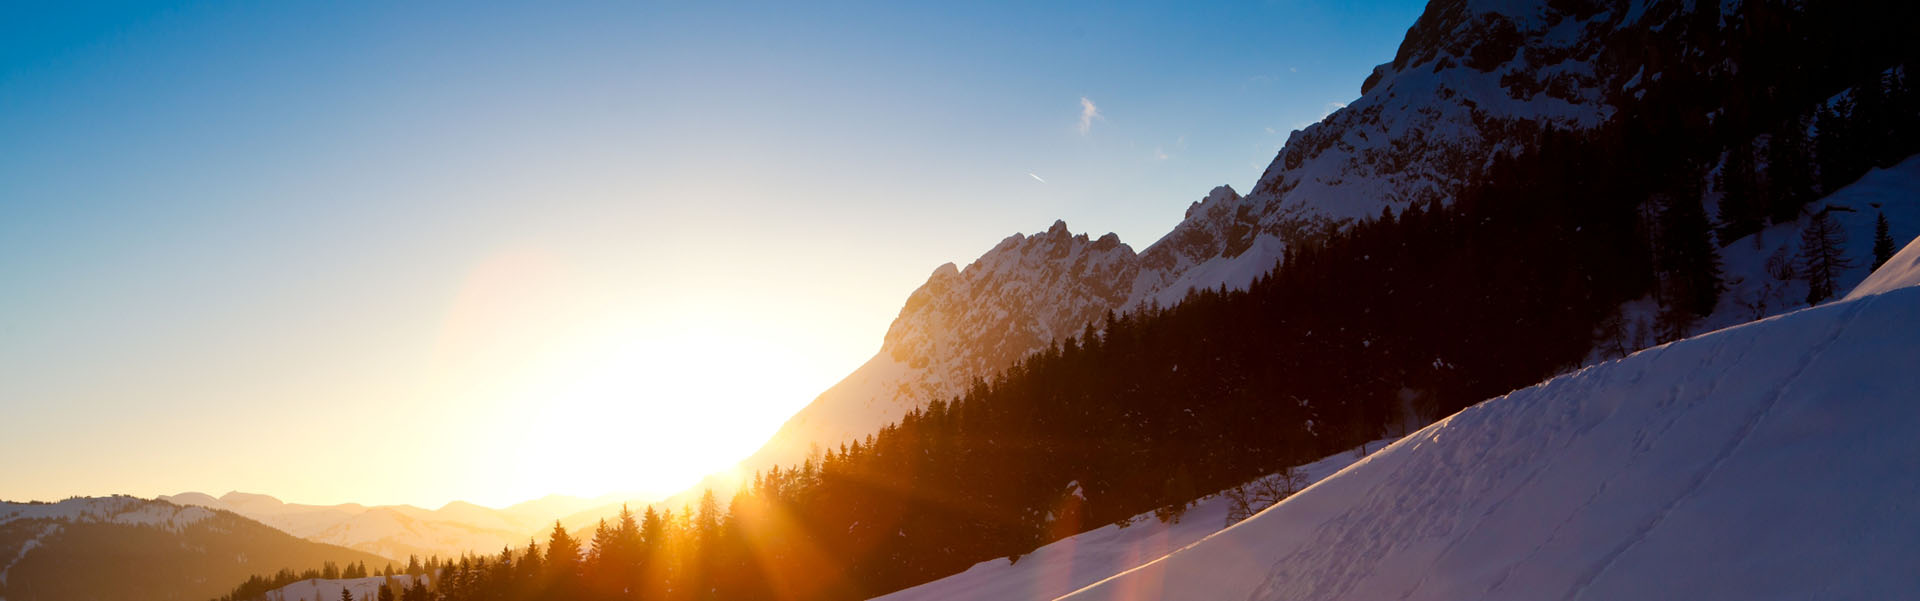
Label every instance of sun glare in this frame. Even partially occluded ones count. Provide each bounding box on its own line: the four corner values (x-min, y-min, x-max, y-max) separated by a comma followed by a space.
493, 316, 822, 504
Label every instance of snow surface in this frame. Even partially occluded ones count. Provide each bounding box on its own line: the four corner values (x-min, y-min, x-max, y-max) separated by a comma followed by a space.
259, 575, 426, 601
871, 439, 1398, 601
1057, 240, 1920, 601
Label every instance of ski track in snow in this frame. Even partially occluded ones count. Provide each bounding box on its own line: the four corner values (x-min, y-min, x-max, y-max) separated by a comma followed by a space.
1564, 298, 1867, 601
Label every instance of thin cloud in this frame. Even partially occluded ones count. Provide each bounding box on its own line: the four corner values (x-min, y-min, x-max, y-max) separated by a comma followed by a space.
1078, 97, 1103, 134
1154, 147, 1169, 161
1028, 172, 1047, 183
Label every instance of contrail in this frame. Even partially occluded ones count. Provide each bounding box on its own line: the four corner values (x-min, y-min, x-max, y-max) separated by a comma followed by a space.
1028, 173, 1046, 183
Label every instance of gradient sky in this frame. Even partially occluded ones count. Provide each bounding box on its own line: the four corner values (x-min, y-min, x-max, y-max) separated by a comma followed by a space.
0, 1, 1427, 509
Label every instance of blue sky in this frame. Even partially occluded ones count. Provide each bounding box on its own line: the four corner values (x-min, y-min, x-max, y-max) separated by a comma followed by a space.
0, 0, 1427, 507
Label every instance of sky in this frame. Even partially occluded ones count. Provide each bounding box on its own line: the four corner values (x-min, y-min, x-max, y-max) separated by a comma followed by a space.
0, 0, 1427, 509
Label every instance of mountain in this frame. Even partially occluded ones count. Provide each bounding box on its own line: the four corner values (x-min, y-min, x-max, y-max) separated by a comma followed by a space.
0, 496, 388, 601
498, 495, 601, 526
157, 492, 564, 562
1057, 236, 1920, 601
738, 220, 1144, 473
736, 0, 1919, 483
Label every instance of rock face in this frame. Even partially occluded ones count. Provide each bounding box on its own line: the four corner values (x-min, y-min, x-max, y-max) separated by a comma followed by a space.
738, 220, 1143, 470
738, 0, 1849, 473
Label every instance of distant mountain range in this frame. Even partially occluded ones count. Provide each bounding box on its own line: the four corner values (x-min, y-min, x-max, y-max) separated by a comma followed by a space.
0, 496, 388, 601
155, 491, 607, 561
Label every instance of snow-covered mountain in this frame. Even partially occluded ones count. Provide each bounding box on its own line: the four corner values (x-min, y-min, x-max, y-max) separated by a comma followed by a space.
158, 491, 576, 562
738, 0, 1904, 478
0, 496, 388, 601
1055, 236, 1920, 601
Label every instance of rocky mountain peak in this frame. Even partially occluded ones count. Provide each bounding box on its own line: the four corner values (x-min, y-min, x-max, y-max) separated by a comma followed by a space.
883, 221, 1137, 377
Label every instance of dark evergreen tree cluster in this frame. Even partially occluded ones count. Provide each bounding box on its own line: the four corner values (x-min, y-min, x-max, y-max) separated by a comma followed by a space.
1709, 2, 1920, 241
213, 561, 413, 601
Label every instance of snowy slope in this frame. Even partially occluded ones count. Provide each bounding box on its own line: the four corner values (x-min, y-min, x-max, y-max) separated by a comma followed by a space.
259, 575, 426, 601
1057, 238, 1920, 601
870, 439, 1397, 601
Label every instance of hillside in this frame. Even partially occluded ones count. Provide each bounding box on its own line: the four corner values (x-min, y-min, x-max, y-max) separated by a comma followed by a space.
0, 496, 387, 601
1058, 237, 1920, 601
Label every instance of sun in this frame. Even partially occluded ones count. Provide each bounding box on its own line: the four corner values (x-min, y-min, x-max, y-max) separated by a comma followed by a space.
489, 316, 823, 504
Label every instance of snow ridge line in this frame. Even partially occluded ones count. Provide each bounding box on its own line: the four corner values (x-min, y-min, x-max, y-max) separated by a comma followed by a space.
1561, 297, 1874, 601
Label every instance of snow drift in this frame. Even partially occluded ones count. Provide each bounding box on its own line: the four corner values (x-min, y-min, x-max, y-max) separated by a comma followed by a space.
1058, 237, 1920, 601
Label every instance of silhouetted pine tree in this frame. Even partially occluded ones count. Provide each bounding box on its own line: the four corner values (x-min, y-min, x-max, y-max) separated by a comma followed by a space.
1873, 212, 1898, 270
1718, 142, 1764, 241
1766, 116, 1817, 224
544, 520, 582, 596
1656, 192, 1724, 336
1800, 209, 1854, 304
1816, 98, 1857, 194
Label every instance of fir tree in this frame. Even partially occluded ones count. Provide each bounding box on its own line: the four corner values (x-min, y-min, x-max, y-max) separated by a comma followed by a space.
544, 520, 582, 582
1799, 209, 1855, 304
1873, 211, 1897, 270
1815, 97, 1857, 193
1765, 116, 1816, 224
1656, 193, 1724, 335
1717, 142, 1764, 241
